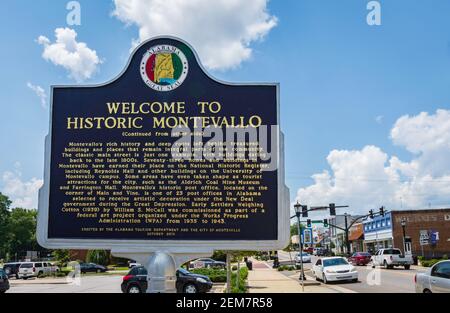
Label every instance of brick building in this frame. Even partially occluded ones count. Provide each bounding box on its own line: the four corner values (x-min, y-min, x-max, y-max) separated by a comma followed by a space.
391, 209, 450, 258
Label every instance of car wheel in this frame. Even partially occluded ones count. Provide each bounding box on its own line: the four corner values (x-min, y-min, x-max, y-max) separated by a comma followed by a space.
383, 260, 389, 269
404, 265, 410, 270
352, 278, 358, 283
423, 289, 432, 294
184, 284, 198, 293
15, 274, 19, 279
322, 273, 328, 284
127, 285, 142, 294
96, 269, 101, 273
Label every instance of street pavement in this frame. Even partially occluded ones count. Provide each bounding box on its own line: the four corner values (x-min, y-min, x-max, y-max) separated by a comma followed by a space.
277, 250, 423, 293
8, 275, 123, 293
7, 274, 225, 294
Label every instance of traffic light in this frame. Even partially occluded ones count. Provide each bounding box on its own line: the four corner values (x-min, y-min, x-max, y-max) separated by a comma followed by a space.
329, 203, 336, 216
307, 219, 312, 228
302, 205, 308, 218
323, 219, 328, 227
369, 209, 374, 219
380, 206, 385, 217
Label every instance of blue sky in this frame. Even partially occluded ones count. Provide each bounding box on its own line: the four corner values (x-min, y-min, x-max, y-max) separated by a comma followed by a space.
1, 0, 450, 212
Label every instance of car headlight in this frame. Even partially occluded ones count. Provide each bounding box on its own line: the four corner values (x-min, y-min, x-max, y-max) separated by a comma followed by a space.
196, 277, 208, 283
325, 269, 336, 273
350, 266, 356, 272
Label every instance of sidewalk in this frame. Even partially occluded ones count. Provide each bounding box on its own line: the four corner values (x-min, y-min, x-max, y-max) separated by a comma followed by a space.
247, 260, 343, 293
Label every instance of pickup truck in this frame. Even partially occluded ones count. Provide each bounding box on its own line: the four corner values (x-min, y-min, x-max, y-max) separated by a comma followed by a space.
371, 248, 413, 269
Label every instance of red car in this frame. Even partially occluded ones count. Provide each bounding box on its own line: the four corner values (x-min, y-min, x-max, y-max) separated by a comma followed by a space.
303, 247, 314, 254
348, 252, 372, 266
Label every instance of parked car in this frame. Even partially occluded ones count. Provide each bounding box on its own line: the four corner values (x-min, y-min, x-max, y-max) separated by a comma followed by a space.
371, 248, 413, 269
303, 247, 314, 254
18, 262, 52, 279
313, 248, 326, 256
0, 269, 10, 293
2, 262, 22, 279
128, 260, 142, 268
121, 266, 213, 294
415, 260, 450, 293
312, 257, 358, 284
295, 252, 312, 264
348, 252, 372, 266
79, 263, 107, 274
190, 258, 226, 269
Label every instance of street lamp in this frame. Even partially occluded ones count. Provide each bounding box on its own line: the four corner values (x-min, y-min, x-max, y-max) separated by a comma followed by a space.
401, 217, 407, 254
294, 202, 306, 283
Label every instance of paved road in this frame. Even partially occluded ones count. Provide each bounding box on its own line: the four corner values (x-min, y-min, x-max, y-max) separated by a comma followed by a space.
277, 251, 423, 293
8, 275, 123, 293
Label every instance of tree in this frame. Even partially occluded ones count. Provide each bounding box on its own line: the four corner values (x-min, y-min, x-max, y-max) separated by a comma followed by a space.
52, 250, 72, 267
86, 250, 110, 266
7, 208, 39, 256
0, 193, 12, 259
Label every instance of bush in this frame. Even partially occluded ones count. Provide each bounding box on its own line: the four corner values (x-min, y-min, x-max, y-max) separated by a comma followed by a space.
277, 265, 296, 272
190, 268, 227, 283
442, 254, 448, 260
231, 267, 248, 293
211, 251, 227, 262
420, 259, 441, 267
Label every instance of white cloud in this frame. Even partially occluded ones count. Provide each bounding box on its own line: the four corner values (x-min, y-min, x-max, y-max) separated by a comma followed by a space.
37, 28, 102, 82
112, 0, 277, 70
27, 82, 47, 109
1, 164, 43, 209
295, 109, 450, 215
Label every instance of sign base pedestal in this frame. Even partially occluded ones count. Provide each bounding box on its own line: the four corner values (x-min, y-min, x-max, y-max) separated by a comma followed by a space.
112, 249, 213, 293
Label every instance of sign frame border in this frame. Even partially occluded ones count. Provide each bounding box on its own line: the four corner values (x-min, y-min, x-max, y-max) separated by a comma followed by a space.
37, 36, 290, 253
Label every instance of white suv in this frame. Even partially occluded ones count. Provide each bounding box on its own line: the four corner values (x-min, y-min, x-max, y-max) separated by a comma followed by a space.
18, 262, 52, 279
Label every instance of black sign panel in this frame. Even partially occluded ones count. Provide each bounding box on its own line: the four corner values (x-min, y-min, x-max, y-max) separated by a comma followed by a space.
47, 37, 279, 241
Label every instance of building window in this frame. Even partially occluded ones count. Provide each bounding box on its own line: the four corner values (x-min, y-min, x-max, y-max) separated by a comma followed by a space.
387, 219, 391, 226
376, 221, 381, 228
381, 220, 385, 227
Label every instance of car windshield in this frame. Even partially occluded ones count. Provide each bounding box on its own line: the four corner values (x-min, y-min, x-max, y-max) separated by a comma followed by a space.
21, 263, 33, 268
178, 268, 191, 275
360, 252, 371, 256
323, 258, 348, 267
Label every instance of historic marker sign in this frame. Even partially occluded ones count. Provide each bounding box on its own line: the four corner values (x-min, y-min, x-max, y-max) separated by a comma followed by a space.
37, 37, 289, 252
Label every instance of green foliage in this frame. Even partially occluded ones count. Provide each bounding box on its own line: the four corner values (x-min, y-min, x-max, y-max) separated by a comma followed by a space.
277, 265, 296, 271
211, 251, 227, 262
442, 254, 448, 260
231, 267, 248, 293
0, 193, 12, 258
190, 268, 227, 282
420, 259, 444, 267
0, 193, 44, 260
52, 250, 72, 267
86, 250, 110, 266
8, 208, 38, 254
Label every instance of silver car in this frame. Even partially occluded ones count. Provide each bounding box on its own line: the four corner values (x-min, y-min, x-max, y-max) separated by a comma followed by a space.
415, 260, 450, 293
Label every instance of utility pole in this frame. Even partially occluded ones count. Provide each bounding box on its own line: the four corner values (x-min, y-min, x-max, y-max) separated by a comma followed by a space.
226, 252, 231, 293
344, 213, 350, 255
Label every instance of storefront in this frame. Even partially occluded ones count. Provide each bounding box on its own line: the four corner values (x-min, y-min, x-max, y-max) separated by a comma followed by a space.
363, 212, 393, 253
